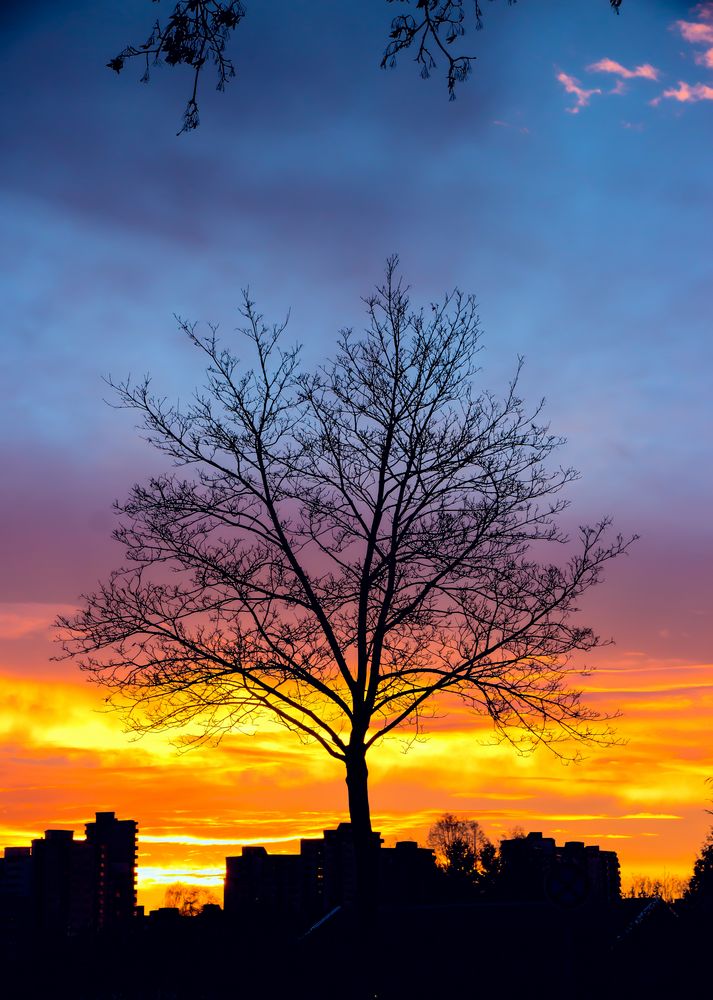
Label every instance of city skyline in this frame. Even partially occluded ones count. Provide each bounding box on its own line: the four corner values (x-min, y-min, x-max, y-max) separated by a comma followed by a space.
2, 806, 623, 918
1, 0, 712, 914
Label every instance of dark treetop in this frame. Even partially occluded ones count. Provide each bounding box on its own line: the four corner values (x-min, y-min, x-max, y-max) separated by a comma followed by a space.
108, 0, 625, 132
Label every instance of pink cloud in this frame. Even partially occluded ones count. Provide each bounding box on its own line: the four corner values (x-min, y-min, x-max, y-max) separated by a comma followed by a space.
556, 71, 601, 114
660, 80, 713, 102
648, 6, 713, 109
588, 58, 659, 81
0, 603, 76, 640
674, 4, 713, 69
675, 21, 713, 46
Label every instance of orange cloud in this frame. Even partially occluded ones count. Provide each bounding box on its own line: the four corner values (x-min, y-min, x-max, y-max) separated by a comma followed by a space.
2, 648, 713, 910
556, 72, 601, 113
588, 58, 659, 81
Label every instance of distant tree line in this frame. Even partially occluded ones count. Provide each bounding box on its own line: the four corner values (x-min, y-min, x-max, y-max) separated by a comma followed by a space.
624, 873, 688, 904
431, 814, 713, 907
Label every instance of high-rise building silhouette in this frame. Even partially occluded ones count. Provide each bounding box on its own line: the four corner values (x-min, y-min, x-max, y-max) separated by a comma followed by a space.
225, 823, 436, 918
85, 811, 138, 928
0, 846, 33, 932
0, 811, 138, 935
499, 831, 621, 904
31, 830, 94, 934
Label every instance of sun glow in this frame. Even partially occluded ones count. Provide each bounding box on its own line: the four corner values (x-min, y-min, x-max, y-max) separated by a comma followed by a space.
2, 611, 713, 910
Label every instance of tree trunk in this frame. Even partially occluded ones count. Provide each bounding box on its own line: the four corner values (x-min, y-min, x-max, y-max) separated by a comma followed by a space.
344, 747, 377, 918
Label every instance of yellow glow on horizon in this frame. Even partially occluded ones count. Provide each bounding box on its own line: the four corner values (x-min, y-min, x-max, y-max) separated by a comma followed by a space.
141, 833, 314, 847
139, 867, 225, 886
2, 631, 713, 909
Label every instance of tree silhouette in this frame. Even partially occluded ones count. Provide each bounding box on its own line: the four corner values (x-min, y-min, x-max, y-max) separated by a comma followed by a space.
626, 872, 688, 903
59, 258, 632, 910
109, 0, 625, 132
163, 882, 220, 915
684, 828, 713, 908
427, 813, 501, 898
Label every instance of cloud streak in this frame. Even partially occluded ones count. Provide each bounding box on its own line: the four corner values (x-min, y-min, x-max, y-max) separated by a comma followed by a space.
557, 57, 657, 113
563, 5, 713, 113
658, 80, 713, 102
556, 71, 601, 113
674, 5, 713, 68
2, 646, 713, 910
658, 3, 713, 103
588, 58, 659, 81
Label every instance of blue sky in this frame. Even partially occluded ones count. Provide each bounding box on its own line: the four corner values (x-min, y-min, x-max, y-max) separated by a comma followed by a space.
2, 0, 710, 644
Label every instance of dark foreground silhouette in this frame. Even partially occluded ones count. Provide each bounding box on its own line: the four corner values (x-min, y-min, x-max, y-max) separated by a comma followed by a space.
4, 814, 711, 998
1, 897, 710, 1000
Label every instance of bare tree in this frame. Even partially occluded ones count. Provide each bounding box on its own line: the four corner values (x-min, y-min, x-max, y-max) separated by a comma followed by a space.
163, 882, 220, 915
108, 1, 246, 133
428, 813, 488, 867
427, 813, 500, 897
626, 873, 688, 903
108, 1, 625, 132
59, 258, 632, 909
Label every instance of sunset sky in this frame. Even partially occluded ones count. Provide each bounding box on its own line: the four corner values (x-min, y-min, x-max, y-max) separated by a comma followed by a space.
1, 0, 712, 911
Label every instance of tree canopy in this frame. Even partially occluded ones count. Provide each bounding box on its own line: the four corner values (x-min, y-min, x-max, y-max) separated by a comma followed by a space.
163, 882, 220, 915
427, 813, 501, 897
108, 0, 625, 132
59, 258, 632, 906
